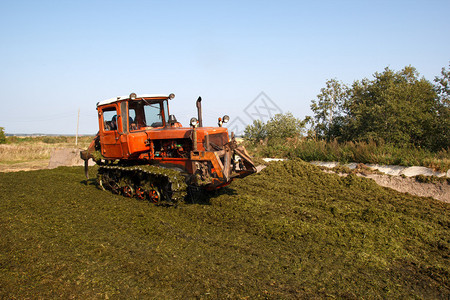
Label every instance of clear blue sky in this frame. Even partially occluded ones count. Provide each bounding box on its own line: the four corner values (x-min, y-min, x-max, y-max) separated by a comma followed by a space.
1, 0, 449, 134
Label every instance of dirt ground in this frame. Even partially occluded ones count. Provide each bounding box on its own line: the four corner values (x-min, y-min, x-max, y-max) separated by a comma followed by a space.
362, 173, 449, 203
47, 148, 88, 169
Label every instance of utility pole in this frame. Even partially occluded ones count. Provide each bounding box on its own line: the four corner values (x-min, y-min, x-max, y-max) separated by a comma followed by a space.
76, 108, 80, 146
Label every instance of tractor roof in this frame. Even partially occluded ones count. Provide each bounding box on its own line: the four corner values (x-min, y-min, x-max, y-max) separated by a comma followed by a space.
97, 94, 170, 107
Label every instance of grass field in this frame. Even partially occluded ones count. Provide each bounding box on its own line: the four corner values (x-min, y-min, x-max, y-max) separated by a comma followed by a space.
1, 160, 448, 299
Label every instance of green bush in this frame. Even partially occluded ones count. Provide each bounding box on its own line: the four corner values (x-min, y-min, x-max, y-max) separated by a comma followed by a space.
0, 127, 6, 144
41, 136, 69, 144
265, 112, 307, 141
243, 119, 266, 143
243, 113, 307, 144
245, 137, 449, 171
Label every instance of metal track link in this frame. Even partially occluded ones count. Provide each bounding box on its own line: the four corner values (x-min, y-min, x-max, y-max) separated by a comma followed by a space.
97, 165, 187, 204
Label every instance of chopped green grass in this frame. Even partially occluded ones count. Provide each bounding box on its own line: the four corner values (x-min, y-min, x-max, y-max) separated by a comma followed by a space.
0, 160, 448, 298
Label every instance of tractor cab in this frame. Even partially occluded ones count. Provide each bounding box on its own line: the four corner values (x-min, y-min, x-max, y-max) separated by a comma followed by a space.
98, 93, 178, 135
95, 93, 181, 159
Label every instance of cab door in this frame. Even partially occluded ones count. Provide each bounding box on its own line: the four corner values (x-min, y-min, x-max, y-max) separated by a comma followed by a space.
118, 101, 130, 158
99, 105, 123, 159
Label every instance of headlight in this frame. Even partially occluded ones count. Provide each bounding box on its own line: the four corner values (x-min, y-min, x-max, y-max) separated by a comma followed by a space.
190, 117, 198, 127
222, 115, 230, 123
168, 93, 175, 100
129, 92, 137, 100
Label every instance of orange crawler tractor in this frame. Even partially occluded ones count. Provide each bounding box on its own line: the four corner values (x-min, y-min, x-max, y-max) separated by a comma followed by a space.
80, 93, 256, 204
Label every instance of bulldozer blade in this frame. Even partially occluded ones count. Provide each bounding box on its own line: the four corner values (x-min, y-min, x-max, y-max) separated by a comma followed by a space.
223, 149, 232, 181
234, 146, 257, 173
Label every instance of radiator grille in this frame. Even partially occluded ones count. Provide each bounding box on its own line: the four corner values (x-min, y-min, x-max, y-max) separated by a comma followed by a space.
207, 133, 227, 150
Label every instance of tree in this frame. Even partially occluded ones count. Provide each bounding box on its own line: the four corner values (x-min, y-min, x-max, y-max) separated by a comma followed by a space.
0, 127, 6, 144
243, 113, 307, 144
434, 62, 450, 106
310, 66, 446, 150
431, 63, 450, 150
345, 66, 438, 147
243, 119, 267, 143
310, 79, 349, 139
265, 113, 307, 141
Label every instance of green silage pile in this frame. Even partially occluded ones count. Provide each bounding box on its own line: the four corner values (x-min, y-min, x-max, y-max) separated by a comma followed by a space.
0, 160, 448, 298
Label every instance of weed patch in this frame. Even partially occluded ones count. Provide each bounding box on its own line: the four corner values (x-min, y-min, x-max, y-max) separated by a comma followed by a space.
245, 139, 450, 172
414, 174, 450, 184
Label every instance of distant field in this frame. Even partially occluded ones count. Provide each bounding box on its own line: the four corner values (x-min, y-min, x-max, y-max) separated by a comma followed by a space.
0, 160, 448, 298
0, 136, 93, 171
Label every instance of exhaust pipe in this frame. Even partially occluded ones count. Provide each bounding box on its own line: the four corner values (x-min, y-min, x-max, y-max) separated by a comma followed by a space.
196, 96, 203, 127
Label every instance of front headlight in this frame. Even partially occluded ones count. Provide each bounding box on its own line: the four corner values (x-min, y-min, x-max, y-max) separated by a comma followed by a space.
190, 117, 199, 127
222, 115, 230, 123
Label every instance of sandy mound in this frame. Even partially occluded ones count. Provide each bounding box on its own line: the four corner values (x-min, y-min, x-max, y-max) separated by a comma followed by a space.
48, 148, 94, 169
362, 174, 449, 203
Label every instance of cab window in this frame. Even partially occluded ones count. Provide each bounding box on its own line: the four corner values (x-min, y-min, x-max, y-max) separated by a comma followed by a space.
129, 108, 137, 131
128, 100, 166, 130
103, 109, 117, 131
144, 103, 163, 127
